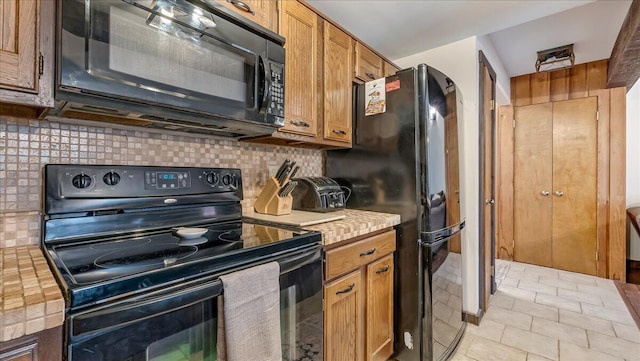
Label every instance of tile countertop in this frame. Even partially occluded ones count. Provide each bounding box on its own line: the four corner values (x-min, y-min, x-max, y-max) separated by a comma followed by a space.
298, 209, 401, 247
0, 246, 64, 343
0, 209, 399, 343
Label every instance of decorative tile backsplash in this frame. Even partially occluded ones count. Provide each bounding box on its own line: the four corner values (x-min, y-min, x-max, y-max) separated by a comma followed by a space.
0, 116, 323, 248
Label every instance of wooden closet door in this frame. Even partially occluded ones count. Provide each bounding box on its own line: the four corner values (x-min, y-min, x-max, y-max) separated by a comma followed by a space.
513, 103, 553, 267
551, 97, 598, 275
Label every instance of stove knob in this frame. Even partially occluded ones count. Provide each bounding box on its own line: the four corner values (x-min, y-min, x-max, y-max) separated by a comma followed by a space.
206, 172, 219, 185
222, 174, 233, 186
103, 171, 121, 186
72, 174, 92, 189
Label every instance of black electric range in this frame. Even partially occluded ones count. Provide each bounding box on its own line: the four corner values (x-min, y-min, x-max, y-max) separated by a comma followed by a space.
42, 165, 321, 310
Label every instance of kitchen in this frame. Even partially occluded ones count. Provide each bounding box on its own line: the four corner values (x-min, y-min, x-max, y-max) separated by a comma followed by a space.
1, 0, 639, 361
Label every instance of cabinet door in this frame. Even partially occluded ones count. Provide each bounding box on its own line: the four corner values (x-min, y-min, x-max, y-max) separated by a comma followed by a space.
323, 22, 352, 144
0, 0, 39, 93
366, 254, 394, 361
383, 61, 398, 77
278, 1, 318, 137
215, 0, 277, 32
325, 270, 364, 361
354, 42, 382, 82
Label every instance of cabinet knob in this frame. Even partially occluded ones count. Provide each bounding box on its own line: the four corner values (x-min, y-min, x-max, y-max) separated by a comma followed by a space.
375, 265, 390, 274
359, 248, 376, 257
335, 283, 355, 295
555, 191, 564, 197
541, 190, 550, 196
332, 129, 347, 136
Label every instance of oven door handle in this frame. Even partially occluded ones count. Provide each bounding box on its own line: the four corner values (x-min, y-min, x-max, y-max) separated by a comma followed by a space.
70, 279, 223, 338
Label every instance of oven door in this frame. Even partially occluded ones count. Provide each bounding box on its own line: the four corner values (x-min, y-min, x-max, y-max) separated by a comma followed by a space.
59, 0, 281, 123
67, 245, 323, 361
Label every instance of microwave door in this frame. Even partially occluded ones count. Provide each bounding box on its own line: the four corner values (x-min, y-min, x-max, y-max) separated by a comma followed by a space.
61, 0, 261, 118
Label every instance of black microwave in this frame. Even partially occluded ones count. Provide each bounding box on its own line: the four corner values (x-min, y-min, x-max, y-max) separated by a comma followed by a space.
55, 0, 285, 138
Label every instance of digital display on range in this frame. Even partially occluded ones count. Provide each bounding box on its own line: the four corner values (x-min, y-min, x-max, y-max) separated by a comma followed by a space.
158, 173, 176, 180
144, 171, 190, 190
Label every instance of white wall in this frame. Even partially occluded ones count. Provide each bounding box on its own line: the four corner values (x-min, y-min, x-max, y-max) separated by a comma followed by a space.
477, 35, 511, 106
627, 82, 640, 207
394, 37, 481, 315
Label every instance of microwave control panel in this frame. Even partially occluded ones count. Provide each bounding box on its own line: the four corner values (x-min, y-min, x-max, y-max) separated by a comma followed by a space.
267, 63, 285, 119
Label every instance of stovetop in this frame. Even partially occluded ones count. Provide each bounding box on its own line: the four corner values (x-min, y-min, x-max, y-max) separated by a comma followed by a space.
46, 218, 321, 309
42, 165, 322, 310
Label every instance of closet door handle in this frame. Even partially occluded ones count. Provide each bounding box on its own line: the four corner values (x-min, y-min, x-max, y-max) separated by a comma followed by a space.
541, 190, 550, 196
555, 191, 564, 197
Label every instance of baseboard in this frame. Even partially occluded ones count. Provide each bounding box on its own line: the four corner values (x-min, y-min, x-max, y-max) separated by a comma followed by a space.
462, 309, 483, 325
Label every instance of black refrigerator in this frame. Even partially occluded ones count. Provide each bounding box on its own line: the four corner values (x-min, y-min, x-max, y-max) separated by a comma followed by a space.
326, 64, 465, 361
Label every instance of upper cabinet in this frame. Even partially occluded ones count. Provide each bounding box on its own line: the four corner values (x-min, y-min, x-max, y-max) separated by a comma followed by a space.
354, 42, 383, 82
322, 22, 352, 144
0, 0, 54, 111
383, 61, 400, 77
243, 0, 398, 149
215, 0, 278, 32
277, 0, 318, 137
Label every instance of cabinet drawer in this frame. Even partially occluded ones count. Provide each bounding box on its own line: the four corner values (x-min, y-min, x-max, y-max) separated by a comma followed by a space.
325, 230, 396, 280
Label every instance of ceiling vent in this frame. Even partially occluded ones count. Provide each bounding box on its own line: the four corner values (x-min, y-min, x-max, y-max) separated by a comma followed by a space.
535, 44, 575, 72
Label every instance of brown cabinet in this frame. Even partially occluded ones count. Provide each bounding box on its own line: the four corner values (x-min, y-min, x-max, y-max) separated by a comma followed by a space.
322, 21, 352, 144
383, 61, 400, 77
324, 230, 396, 361
215, 0, 277, 32
324, 270, 364, 361
0, 0, 54, 110
366, 254, 394, 361
277, 0, 318, 137
0, 327, 62, 361
354, 42, 383, 82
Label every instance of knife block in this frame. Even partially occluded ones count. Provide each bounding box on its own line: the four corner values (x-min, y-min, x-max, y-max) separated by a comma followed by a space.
254, 177, 293, 215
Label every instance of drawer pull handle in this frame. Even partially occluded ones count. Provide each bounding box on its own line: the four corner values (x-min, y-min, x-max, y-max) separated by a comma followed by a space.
336, 283, 355, 295
359, 248, 376, 257
290, 120, 310, 128
366, 72, 376, 79
228, 0, 255, 14
332, 129, 347, 135
376, 265, 390, 274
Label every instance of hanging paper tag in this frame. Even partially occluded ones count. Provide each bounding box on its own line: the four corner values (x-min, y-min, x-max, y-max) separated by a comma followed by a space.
364, 78, 386, 116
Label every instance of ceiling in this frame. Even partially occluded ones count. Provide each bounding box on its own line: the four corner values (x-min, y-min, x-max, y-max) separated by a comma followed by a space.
306, 0, 632, 77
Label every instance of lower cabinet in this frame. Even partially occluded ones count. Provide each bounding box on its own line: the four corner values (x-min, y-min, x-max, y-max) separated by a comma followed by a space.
324, 230, 396, 361
0, 326, 62, 361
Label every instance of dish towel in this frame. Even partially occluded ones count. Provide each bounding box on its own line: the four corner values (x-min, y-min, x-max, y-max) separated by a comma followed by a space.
217, 261, 282, 361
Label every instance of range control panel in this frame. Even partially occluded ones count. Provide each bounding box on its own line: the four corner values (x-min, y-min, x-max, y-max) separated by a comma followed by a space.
46, 165, 242, 200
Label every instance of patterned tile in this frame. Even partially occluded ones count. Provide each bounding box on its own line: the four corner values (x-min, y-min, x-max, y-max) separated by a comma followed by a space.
0, 116, 323, 247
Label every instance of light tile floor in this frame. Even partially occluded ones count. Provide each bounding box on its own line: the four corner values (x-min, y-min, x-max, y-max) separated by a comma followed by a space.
451, 259, 640, 361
